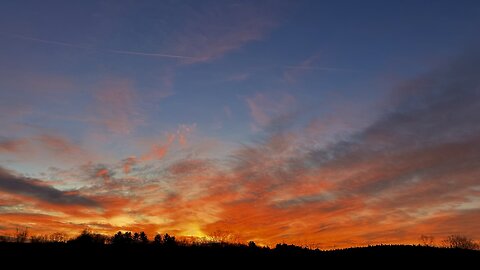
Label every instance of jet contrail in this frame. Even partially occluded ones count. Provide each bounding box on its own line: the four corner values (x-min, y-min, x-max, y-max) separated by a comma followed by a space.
107, 49, 195, 59
9, 34, 197, 60
12, 34, 92, 49
281, 65, 359, 72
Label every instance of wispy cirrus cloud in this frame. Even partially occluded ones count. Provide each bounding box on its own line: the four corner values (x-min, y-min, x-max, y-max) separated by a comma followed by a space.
245, 92, 296, 130
167, 1, 281, 63
224, 72, 250, 82
0, 134, 92, 165
0, 138, 27, 153
92, 78, 142, 135
36, 134, 85, 156
283, 53, 359, 83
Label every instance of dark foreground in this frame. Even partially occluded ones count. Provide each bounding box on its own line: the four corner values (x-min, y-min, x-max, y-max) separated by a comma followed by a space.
1, 243, 478, 268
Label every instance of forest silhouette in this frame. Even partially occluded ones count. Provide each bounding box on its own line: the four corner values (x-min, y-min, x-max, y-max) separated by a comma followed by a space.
1, 228, 479, 267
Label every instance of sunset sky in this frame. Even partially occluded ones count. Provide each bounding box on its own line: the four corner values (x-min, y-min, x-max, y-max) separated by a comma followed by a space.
1, 0, 480, 248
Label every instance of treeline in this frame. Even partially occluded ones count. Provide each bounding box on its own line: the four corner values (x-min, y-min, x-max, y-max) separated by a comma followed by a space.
1, 228, 480, 251
3, 228, 253, 248
69, 230, 179, 246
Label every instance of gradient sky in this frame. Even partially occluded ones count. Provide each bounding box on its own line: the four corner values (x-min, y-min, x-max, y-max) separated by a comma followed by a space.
1, 0, 480, 248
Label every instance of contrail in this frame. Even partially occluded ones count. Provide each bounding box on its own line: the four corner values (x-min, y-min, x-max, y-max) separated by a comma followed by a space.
9, 34, 197, 60
107, 49, 195, 59
12, 34, 92, 49
281, 65, 359, 72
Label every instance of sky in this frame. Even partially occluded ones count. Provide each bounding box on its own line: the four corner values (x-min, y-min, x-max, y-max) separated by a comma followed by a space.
1, 0, 480, 248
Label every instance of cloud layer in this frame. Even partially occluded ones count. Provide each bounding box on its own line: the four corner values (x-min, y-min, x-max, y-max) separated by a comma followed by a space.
1, 51, 480, 247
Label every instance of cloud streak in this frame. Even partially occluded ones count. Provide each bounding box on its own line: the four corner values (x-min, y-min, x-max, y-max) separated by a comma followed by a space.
0, 167, 99, 207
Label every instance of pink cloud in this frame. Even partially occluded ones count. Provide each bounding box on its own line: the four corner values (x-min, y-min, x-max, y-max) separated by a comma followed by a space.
122, 157, 137, 174
246, 92, 296, 128
93, 79, 142, 135
139, 124, 196, 162
224, 73, 250, 82
176, 124, 196, 147
95, 168, 111, 183
37, 134, 83, 156
0, 138, 27, 153
148, 69, 175, 100
0, 71, 74, 95
168, 3, 279, 63
140, 134, 175, 162
0, 134, 92, 165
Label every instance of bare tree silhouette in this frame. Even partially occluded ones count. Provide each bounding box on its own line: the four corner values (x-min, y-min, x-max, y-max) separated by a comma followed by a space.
442, 235, 479, 250
15, 227, 28, 243
30, 234, 48, 243
49, 232, 67, 243
420, 235, 435, 247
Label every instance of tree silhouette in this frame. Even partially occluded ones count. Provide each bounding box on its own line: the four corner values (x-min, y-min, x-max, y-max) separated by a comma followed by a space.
30, 234, 48, 243
442, 235, 479, 250
139, 231, 148, 244
133, 232, 140, 243
111, 231, 136, 245
70, 229, 107, 245
49, 232, 67, 243
2, 227, 480, 267
163, 233, 176, 247
124, 231, 133, 243
153, 234, 163, 244
15, 227, 28, 243
112, 231, 123, 244
420, 235, 435, 247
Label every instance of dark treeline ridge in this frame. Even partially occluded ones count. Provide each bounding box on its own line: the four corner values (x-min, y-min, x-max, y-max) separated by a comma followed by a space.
1, 230, 479, 268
